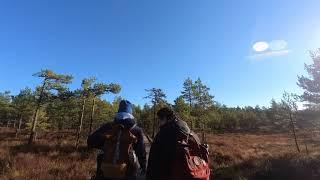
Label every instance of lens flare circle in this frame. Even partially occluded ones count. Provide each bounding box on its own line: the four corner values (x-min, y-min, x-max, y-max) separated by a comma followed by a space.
253, 41, 269, 52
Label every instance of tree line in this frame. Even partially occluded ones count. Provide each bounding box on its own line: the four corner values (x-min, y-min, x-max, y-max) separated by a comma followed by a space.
0, 49, 319, 146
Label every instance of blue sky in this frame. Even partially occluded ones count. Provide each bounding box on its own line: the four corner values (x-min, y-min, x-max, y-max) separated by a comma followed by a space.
0, 0, 319, 107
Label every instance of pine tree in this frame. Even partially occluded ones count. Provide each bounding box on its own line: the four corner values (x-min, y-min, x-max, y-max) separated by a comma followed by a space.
75, 77, 95, 148
193, 78, 214, 109
28, 69, 72, 145
12, 88, 36, 136
173, 96, 189, 122
182, 78, 194, 111
0, 91, 15, 127
145, 88, 167, 138
281, 91, 301, 153
181, 78, 195, 128
88, 83, 120, 135
298, 49, 320, 108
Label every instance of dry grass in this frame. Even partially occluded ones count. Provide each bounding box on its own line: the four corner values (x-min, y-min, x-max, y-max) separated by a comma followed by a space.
1, 127, 320, 180
0, 128, 96, 180
207, 132, 320, 179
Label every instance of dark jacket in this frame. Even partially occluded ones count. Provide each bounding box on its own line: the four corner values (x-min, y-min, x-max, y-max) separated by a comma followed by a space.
87, 118, 147, 171
146, 120, 189, 180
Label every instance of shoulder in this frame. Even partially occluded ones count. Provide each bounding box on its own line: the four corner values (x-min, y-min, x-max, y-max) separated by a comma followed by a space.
156, 123, 177, 142
100, 122, 113, 129
173, 120, 190, 135
160, 120, 189, 134
131, 125, 144, 136
93, 122, 113, 133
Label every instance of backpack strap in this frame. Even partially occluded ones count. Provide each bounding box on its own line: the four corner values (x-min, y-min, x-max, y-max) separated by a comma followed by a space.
113, 134, 121, 164
189, 132, 201, 146
173, 120, 192, 140
113, 118, 136, 131
112, 124, 124, 164
129, 123, 136, 130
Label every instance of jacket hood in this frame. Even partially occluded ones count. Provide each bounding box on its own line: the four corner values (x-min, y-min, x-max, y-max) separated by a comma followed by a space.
115, 112, 134, 120
113, 117, 136, 129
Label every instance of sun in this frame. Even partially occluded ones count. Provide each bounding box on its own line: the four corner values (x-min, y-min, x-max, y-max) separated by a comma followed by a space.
253, 41, 269, 52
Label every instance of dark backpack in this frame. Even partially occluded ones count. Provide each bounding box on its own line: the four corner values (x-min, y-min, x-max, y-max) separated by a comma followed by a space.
171, 131, 210, 180
100, 123, 137, 179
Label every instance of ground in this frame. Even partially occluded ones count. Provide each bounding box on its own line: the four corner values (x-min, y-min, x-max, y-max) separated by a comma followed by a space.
1, 127, 320, 180
207, 132, 320, 179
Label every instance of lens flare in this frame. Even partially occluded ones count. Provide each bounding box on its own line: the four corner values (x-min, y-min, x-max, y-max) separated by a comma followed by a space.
253, 41, 269, 52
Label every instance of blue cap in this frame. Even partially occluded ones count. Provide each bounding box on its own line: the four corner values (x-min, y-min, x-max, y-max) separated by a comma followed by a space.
115, 100, 134, 120
118, 100, 133, 114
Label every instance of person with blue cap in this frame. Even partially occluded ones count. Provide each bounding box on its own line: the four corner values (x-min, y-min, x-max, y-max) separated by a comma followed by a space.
88, 100, 147, 180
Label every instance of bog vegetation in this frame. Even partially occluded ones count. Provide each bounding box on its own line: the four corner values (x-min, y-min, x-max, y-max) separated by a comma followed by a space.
1, 50, 320, 179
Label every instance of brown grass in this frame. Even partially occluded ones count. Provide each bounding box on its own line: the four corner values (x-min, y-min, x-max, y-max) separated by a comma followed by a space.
207, 132, 320, 179
0, 128, 96, 180
1, 127, 320, 180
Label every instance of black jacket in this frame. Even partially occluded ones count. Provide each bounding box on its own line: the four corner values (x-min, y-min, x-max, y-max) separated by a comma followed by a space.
146, 120, 189, 180
87, 118, 147, 171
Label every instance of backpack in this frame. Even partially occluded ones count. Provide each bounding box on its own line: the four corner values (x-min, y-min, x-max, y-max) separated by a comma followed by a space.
100, 123, 137, 179
171, 131, 211, 180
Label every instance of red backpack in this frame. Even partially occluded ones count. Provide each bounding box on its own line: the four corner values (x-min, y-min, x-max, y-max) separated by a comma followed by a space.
171, 132, 211, 180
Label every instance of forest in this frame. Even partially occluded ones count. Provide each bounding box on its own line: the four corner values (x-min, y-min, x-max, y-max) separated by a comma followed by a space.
1, 51, 320, 141
0, 50, 320, 179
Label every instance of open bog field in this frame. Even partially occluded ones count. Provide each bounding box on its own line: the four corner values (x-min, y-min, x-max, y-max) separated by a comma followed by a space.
1, 127, 320, 180
207, 132, 320, 179
0, 128, 96, 180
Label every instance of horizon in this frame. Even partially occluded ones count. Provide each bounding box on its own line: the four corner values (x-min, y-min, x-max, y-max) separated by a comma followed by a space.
1, 0, 319, 108
0, 68, 308, 109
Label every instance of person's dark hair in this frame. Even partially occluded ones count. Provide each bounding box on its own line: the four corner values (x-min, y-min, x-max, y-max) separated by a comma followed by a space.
157, 107, 179, 121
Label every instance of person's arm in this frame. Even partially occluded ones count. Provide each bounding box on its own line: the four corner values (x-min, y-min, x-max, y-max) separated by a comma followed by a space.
87, 123, 112, 149
147, 126, 177, 180
132, 127, 147, 172
147, 132, 174, 180
146, 134, 161, 180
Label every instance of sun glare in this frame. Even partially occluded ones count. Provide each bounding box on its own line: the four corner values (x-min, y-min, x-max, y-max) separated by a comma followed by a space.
253, 41, 269, 52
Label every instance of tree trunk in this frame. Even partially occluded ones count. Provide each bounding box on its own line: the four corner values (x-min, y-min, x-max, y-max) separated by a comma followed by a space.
189, 102, 193, 129
28, 107, 40, 144
201, 131, 206, 143
152, 103, 156, 139
303, 134, 309, 155
28, 79, 46, 145
289, 112, 300, 153
201, 119, 207, 143
16, 115, 23, 138
305, 143, 309, 155
88, 97, 96, 135
58, 118, 63, 131
75, 98, 86, 149
188, 91, 193, 129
